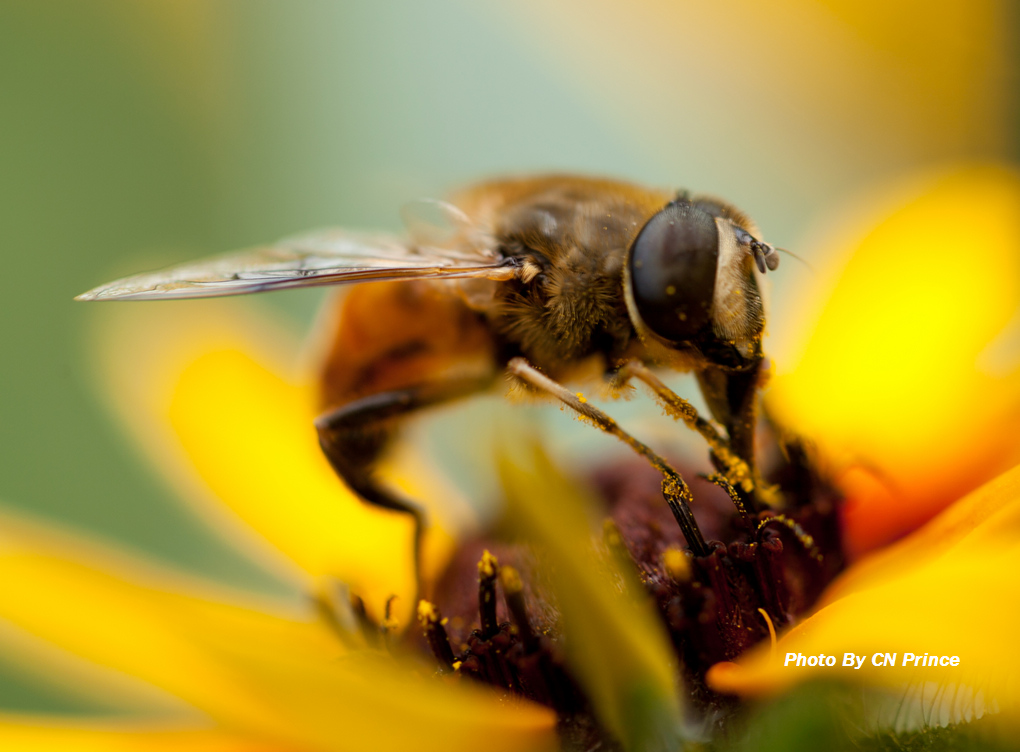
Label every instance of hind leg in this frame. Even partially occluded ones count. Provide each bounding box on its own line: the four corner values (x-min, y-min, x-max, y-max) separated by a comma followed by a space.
315, 376, 493, 595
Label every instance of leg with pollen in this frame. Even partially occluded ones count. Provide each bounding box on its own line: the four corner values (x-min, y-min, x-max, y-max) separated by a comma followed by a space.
613, 360, 755, 505
506, 357, 710, 557
695, 359, 781, 510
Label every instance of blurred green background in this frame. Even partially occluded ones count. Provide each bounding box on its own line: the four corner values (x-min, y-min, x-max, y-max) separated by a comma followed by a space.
0, 0, 1016, 685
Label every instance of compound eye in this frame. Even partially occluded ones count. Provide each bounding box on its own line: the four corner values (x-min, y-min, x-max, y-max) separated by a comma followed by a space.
627, 202, 718, 343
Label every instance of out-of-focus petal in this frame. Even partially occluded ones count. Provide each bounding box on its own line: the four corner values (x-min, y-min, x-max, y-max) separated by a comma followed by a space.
169, 345, 417, 615
0, 616, 195, 719
500, 440, 685, 751
0, 509, 341, 738
707, 463, 1020, 724
817, 462, 1020, 606
0, 510, 559, 752
495, 0, 1009, 207
0, 718, 276, 752
768, 166, 1020, 556
93, 302, 456, 620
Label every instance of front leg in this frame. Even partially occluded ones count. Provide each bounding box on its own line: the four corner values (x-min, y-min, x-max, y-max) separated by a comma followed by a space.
696, 358, 779, 509
507, 358, 710, 557
612, 360, 753, 499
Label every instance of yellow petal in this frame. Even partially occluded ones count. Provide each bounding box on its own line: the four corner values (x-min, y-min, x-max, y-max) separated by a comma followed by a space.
0, 510, 558, 752
0, 617, 194, 719
93, 301, 427, 619
818, 462, 1020, 606
707, 463, 1020, 725
0, 509, 340, 738
768, 166, 1020, 555
170, 346, 418, 615
499, 440, 685, 751
195, 641, 559, 752
0, 718, 276, 752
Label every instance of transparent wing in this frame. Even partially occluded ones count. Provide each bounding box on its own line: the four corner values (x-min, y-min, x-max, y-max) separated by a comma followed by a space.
400, 198, 474, 248
76, 229, 515, 301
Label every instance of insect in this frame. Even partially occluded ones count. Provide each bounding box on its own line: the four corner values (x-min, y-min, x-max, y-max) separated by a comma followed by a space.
78, 174, 781, 560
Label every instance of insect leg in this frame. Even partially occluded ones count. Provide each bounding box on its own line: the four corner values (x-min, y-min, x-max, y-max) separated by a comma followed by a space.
507, 357, 710, 557
315, 376, 493, 596
695, 359, 781, 509
612, 360, 754, 500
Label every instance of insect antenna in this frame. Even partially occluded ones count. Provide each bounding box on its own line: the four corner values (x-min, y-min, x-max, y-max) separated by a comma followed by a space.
775, 246, 813, 272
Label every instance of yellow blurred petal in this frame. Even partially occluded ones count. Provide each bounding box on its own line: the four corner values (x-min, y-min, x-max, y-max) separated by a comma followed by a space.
171, 346, 417, 616
707, 464, 1020, 724
196, 641, 559, 752
93, 301, 435, 620
499, 440, 685, 751
0, 718, 276, 752
496, 0, 1009, 203
0, 509, 341, 739
819, 462, 1020, 606
769, 166, 1020, 554
0, 510, 558, 752
0, 617, 193, 719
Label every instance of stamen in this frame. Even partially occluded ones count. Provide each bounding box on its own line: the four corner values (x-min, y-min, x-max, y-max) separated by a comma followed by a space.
348, 593, 383, 647
508, 357, 710, 556
381, 595, 400, 650
662, 547, 691, 583
702, 472, 750, 517
757, 514, 823, 563
383, 595, 399, 628
314, 579, 367, 650
417, 600, 456, 671
500, 566, 538, 651
661, 473, 710, 557
757, 607, 777, 658
477, 549, 500, 639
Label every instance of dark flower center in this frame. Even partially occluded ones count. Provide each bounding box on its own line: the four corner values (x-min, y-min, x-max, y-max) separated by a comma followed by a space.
413, 431, 846, 748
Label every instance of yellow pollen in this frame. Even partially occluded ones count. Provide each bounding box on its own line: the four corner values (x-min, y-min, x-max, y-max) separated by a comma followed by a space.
500, 565, 524, 595
478, 549, 499, 577
663, 547, 691, 582
758, 607, 778, 658
602, 518, 622, 548
452, 661, 462, 671
417, 599, 439, 625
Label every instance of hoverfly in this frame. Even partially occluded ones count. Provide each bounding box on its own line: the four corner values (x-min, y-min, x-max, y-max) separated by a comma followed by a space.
78, 175, 781, 560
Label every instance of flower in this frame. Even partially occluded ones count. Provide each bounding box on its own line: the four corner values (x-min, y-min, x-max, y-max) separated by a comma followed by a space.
766, 165, 1020, 559
0, 282, 559, 749
707, 463, 1020, 725
3, 165, 1018, 750
0, 509, 557, 751
707, 165, 1020, 731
